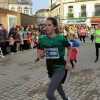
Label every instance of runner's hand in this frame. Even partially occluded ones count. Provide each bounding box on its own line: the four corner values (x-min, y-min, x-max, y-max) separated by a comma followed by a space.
65, 62, 70, 70
39, 50, 45, 58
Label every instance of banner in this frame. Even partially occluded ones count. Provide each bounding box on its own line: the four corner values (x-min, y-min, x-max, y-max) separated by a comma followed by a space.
68, 19, 87, 23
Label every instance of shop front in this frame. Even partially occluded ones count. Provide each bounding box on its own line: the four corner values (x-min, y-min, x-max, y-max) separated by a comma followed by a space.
91, 19, 100, 25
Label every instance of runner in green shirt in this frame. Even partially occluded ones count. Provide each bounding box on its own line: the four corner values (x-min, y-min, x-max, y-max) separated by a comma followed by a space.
38, 17, 72, 100
89, 27, 95, 42
94, 25, 100, 62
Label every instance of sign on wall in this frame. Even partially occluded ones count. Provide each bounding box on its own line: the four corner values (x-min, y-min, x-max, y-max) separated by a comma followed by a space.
68, 19, 87, 23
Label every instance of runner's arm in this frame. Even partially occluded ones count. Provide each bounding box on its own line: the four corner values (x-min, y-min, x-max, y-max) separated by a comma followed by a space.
65, 46, 72, 70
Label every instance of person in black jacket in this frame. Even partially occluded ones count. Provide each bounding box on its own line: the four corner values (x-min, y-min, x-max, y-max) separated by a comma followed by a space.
0, 24, 8, 55
9, 24, 17, 52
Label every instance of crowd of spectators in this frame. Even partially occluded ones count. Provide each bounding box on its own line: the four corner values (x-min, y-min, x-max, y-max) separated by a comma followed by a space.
0, 23, 97, 56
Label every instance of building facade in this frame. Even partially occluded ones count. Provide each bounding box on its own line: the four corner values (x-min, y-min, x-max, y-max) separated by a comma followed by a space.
0, 0, 32, 15
0, 8, 34, 31
49, 0, 100, 26
35, 9, 49, 25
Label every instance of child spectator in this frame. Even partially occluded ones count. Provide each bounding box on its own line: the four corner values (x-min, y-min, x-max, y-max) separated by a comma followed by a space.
69, 34, 79, 69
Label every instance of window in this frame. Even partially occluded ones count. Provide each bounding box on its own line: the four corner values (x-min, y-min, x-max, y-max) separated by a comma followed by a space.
39, 19, 42, 21
81, 5, 86, 17
30, 8, 32, 15
17, 7, 22, 12
11, 6, 15, 11
24, 7, 28, 14
67, 6, 73, 18
95, 3, 100, 16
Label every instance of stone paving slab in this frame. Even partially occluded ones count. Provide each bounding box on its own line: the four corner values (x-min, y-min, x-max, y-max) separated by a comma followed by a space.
0, 40, 100, 100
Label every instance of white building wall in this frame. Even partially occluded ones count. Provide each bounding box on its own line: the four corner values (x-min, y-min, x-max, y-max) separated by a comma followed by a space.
73, 4, 81, 18
64, 4, 68, 18
86, 2, 96, 17
35, 12, 49, 25
63, 0, 100, 19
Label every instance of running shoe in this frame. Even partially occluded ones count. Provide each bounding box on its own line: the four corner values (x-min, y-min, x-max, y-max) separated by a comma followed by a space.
95, 59, 98, 63
67, 97, 71, 100
35, 58, 40, 62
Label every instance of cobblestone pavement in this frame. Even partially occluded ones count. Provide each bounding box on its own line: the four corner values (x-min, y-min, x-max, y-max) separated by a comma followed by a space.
0, 39, 100, 100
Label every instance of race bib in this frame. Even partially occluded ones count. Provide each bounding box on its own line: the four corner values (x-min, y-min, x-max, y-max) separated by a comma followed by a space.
45, 48, 59, 59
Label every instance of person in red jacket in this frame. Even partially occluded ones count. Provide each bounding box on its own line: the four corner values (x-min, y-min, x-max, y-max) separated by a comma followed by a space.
69, 34, 79, 69
27, 30, 32, 49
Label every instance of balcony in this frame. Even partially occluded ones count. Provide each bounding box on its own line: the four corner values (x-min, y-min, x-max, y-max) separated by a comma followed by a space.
67, 12, 74, 18
80, 12, 87, 17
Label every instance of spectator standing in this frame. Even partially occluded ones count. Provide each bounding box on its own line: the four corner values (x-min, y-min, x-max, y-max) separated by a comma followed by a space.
9, 24, 17, 52
15, 27, 21, 53
27, 29, 32, 49
21, 26, 28, 50
9, 35, 15, 54
0, 24, 8, 55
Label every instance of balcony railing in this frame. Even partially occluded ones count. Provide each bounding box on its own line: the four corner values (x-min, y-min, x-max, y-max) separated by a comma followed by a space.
51, 3, 56, 9
67, 13, 74, 18
80, 12, 87, 17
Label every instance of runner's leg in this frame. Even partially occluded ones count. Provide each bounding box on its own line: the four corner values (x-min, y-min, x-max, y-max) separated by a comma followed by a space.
46, 70, 68, 100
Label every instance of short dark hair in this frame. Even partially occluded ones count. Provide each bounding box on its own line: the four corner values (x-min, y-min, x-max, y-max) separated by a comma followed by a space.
46, 17, 58, 26
0, 24, 3, 26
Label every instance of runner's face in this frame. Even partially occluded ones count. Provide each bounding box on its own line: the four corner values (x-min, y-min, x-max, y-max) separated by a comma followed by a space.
45, 20, 56, 35
70, 35, 74, 40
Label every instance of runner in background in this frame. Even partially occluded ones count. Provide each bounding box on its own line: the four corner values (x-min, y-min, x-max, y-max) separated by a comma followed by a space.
38, 17, 72, 100
34, 28, 42, 62
94, 25, 100, 63
79, 26, 87, 43
90, 27, 95, 43
69, 34, 79, 69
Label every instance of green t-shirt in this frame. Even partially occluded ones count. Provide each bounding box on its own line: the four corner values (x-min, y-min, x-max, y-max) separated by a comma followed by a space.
39, 34, 70, 70
89, 30, 95, 35
94, 30, 100, 43
21, 30, 28, 39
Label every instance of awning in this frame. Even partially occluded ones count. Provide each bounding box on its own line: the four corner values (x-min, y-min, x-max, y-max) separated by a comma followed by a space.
91, 19, 100, 24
